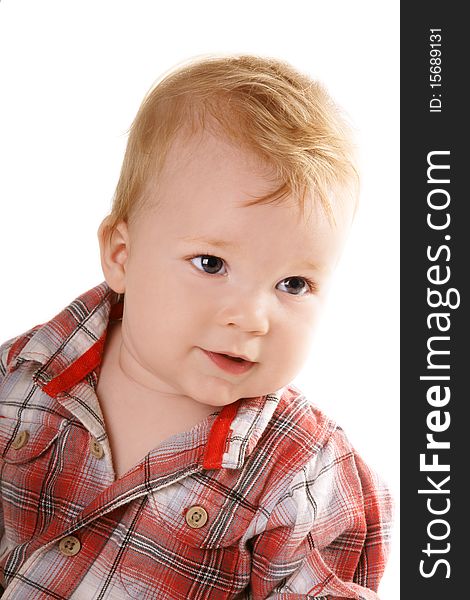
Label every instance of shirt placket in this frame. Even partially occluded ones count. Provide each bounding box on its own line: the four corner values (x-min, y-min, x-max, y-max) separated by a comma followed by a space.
2, 429, 207, 599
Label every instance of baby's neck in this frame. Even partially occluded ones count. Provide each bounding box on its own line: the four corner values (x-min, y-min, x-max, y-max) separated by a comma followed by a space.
98, 320, 212, 409
95, 320, 217, 479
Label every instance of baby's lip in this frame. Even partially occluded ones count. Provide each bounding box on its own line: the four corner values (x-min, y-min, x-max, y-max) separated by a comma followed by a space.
207, 349, 256, 363
202, 349, 257, 376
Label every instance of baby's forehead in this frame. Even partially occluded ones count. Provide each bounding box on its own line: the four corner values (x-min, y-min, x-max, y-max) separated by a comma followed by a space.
161, 125, 275, 181
177, 198, 341, 249
136, 124, 353, 248
162, 129, 350, 211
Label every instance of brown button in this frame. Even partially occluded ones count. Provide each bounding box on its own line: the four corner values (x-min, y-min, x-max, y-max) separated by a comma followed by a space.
58, 535, 81, 556
12, 430, 29, 450
185, 505, 208, 529
89, 437, 104, 459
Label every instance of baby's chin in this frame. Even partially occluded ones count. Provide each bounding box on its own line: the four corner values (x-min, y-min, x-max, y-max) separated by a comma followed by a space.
191, 376, 282, 408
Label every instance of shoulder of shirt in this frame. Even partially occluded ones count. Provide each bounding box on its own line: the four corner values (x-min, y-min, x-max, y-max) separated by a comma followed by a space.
0, 282, 120, 394
270, 387, 394, 540
270, 386, 391, 509
275, 383, 349, 453
0, 324, 44, 380
237, 384, 375, 526
251, 383, 356, 483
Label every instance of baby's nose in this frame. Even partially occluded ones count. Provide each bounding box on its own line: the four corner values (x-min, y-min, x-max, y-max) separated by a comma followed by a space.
217, 291, 270, 335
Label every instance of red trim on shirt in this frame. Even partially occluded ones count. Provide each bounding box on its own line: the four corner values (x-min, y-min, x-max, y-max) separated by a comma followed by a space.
203, 399, 242, 469
43, 335, 106, 398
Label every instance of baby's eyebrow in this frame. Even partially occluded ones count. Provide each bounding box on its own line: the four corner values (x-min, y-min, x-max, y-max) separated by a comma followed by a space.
179, 236, 237, 249
299, 260, 323, 272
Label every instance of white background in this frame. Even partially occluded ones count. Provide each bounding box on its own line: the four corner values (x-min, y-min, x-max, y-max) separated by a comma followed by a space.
0, 1, 399, 597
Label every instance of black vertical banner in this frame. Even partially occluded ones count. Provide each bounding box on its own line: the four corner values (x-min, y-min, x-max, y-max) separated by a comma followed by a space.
401, 4, 467, 597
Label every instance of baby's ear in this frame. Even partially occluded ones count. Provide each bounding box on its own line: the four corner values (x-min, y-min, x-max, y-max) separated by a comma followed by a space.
97, 217, 130, 294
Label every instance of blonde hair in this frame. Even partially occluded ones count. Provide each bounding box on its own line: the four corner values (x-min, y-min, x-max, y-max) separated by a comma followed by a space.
103, 53, 359, 238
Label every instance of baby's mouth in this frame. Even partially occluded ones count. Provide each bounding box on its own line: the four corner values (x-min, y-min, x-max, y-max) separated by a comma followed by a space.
219, 353, 245, 362
202, 349, 256, 375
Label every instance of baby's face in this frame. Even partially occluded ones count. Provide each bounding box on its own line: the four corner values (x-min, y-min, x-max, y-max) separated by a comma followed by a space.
105, 130, 352, 408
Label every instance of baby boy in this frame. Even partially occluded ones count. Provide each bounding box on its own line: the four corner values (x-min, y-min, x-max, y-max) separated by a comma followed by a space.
0, 55, 392, 599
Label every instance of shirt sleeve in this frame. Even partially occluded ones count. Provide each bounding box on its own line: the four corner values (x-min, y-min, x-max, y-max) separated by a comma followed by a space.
0, 338, 9, 543
0, 340, 8, 383
248, 428, 393, 600
0, 335, 19, 542
0, 334, 23, 384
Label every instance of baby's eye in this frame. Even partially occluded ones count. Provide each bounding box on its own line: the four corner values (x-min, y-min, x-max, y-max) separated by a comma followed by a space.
190, 254, 227, 275
276, 276, 313, 296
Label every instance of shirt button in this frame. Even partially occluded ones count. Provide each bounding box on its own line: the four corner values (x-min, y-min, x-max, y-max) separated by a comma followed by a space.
89, 437, 105, 459
185, 505, 208, 529
12, 430, 29, 450
58, 535, 81, 556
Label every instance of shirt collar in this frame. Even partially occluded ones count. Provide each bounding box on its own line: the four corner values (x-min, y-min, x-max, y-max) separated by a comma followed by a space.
10, 281, 284, 471
11, 282, 120, 392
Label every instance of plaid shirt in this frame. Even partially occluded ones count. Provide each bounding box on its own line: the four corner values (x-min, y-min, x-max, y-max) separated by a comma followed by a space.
0, 282, 392, 599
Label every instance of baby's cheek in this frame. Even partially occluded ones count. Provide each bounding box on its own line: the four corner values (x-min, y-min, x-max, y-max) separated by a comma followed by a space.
258, 338, 304, 390
280, 325, 315, 371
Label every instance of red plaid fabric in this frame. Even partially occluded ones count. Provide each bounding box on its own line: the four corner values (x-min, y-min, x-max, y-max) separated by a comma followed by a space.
0, 283, 392, 599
